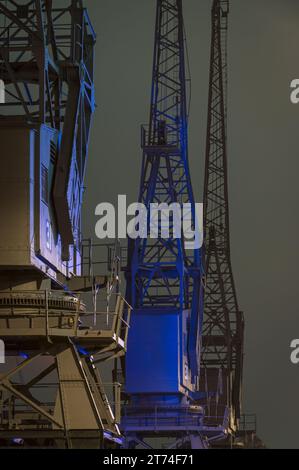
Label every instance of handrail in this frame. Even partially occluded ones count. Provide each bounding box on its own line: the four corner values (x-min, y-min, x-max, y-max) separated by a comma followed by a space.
0, 290, 132, 342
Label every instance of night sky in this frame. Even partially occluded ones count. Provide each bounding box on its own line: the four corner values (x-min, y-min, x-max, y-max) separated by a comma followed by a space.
82, 0, 299, 449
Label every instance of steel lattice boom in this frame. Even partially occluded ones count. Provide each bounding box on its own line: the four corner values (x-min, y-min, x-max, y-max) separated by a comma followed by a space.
126, 0, 203, 381
202, 0, 244, 429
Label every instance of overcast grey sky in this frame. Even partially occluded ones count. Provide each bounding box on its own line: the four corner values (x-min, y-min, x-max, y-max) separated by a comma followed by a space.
82, 0, 299, 449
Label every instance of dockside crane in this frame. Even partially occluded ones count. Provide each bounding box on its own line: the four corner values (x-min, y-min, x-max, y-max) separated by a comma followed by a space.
123, 0, 205, 450
0, 0, 129, 449
200, 0, 244, 442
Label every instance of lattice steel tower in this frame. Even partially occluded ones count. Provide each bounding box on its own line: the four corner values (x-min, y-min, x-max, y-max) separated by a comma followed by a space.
123, 0, 205, 449
201, 0, 244, 438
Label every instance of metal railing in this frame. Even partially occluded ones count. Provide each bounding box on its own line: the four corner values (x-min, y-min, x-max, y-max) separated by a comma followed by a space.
80, 239, 127, 277
122, 405, 203, 430
122, 403, 230, 433
0, 290, 131, 348
238, 414, 257, 433
79, 292, 132, 347
141, 124, 180, 150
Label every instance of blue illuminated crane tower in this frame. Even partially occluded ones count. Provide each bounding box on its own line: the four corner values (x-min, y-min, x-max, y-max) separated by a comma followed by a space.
123, 0, 205, 449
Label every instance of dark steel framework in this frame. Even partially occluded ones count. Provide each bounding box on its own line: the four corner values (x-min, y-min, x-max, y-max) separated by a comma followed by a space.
0, 0, 95, 260
126, 0, 203, 380
202, 0, 244, 429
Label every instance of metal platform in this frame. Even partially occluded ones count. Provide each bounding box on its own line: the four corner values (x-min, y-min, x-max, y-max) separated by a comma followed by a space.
0, 290, 131, 448
0, 290, 130, 355
140, 125, 180, 155
121, 404, 231, 448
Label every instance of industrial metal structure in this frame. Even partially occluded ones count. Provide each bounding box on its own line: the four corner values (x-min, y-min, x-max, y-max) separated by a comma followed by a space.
123, 0, 205, 449
0, 0, 262, 451
0, 0, 130, 448
122, 0, 256, 450
198, 0, 244, 444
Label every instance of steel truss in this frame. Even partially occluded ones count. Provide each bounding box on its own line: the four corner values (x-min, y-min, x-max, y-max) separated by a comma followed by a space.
0, 289, 131, 448
201, 0, 244, 432
126, 0, 203, 380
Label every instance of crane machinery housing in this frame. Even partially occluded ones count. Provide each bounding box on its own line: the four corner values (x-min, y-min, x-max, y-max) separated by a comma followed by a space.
0, 0, 130, 449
